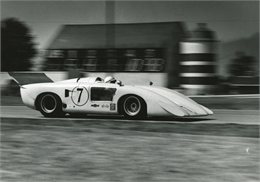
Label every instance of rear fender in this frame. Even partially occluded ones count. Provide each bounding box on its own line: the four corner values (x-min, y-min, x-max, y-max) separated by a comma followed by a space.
20, 86, 36, 109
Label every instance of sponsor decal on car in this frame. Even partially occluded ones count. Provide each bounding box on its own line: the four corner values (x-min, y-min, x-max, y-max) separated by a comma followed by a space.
110, 103, 116, 111
91, 104, 99, 107
101, 104, 109, 108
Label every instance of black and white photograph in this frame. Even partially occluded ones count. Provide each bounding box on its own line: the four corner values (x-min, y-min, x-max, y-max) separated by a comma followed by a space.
1, 0, 259, 181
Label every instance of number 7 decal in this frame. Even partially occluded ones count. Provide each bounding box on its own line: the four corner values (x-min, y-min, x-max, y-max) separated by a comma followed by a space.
77, 88, 83, 103
71, 86, 89, 106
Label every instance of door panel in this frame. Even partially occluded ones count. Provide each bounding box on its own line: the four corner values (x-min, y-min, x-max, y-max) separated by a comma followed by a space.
90, 87, 117, 102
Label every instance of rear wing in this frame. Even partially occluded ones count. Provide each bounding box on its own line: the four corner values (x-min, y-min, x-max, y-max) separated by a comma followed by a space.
8, 72, 54, 86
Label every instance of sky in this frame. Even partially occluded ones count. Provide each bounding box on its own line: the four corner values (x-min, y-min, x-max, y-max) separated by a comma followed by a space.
1, 0, 259, 50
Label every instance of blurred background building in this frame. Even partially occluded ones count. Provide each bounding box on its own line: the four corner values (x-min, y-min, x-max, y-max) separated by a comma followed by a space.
180, 23, 218, 95
1, 21, 258, 95
42, 22, 220, 95
43, 22, 185, 88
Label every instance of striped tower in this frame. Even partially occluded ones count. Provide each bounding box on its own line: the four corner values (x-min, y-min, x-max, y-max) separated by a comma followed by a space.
180, 23, 218, 95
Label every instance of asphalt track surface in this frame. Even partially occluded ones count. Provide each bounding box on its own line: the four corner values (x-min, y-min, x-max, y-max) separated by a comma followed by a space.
0, 106, 259, 125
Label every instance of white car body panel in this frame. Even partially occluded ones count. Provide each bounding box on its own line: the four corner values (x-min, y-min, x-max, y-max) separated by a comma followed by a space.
17, 76, 213, 118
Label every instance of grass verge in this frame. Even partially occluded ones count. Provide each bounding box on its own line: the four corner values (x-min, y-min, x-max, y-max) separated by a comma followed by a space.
1, 118, 259, 182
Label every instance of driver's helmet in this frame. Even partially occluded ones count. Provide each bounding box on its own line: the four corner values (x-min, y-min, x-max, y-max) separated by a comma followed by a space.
104, 76, 116, 83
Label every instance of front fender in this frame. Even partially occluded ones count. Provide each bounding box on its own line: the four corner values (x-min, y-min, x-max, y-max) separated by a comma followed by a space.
158, 100, 188, 117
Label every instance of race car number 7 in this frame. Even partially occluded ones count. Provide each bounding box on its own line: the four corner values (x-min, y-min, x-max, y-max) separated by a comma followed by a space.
71, 86, 89, 106
76, 88, 83, 102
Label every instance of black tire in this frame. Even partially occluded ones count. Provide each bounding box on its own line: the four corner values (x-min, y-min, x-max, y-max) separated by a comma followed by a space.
122, 95, 146, 119
38, 93, 64, 117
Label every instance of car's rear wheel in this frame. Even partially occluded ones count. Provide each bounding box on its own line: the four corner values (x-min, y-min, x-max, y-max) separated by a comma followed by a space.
38, 93, 64, 117
122, 95, 146, 119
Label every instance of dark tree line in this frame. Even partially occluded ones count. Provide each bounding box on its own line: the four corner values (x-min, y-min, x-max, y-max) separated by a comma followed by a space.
1, 18, 37, 71
229, 51, 256, 77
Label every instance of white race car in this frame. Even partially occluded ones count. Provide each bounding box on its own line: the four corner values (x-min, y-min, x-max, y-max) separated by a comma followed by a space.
10, 73, 213, 119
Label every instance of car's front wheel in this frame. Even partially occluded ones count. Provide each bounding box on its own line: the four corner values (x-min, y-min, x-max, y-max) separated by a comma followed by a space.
38, 93, 64, 117
122, 95, 146, 119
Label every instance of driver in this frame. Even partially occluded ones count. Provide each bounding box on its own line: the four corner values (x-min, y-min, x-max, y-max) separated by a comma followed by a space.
104, 76, 117, 83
